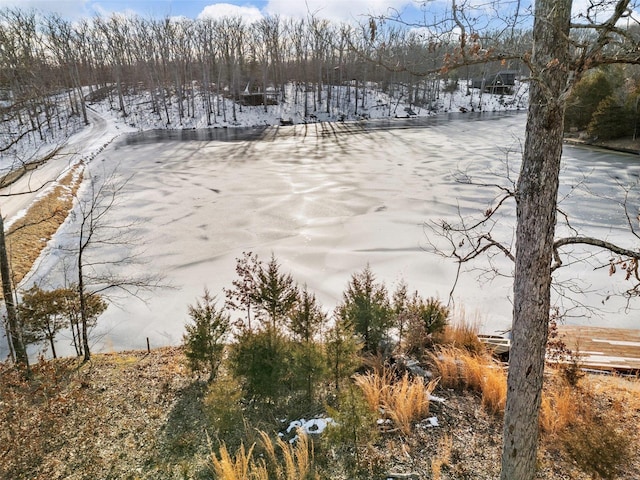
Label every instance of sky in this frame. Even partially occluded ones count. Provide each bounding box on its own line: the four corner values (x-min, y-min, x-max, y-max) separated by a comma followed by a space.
0, 0, 428, 23
0, 1, 635, 37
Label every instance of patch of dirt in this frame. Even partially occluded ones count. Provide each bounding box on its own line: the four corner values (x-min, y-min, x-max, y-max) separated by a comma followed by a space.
0, 347, 209, 480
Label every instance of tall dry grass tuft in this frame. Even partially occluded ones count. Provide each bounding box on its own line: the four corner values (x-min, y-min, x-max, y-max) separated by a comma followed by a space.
431, 434, 453, 480
429, 346, 461, 389
353, 367, 392, 415
258, 430, 313, 480
211, 430, 314, 480
433, 312, 486, 354
480, 365, 507, 414
385, 375, 438, 435
354, 369, 438, 434
210, 442, 258, 480
430, 346, 482, 390
430, 346, 507, 414
540, 384, 577, 436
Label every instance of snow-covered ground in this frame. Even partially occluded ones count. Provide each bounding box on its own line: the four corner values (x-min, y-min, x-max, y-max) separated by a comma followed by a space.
89, 81, 528, 133
2, 108, 136, 228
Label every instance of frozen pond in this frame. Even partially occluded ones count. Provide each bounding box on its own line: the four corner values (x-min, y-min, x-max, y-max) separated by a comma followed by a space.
8, 112, 640, 358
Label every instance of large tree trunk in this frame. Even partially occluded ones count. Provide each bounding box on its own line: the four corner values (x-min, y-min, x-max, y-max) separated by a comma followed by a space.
0, 213, 28, 366
500, 1, 571, 479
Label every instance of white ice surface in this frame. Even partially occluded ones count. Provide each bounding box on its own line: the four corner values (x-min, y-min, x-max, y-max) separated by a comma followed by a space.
5, 108, 640, 360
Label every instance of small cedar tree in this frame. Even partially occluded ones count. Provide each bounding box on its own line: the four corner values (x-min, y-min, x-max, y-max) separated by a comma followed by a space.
325, 315, 362, 391
183, 289, 230, 381
336, 265, 392, 354
289, 285, 328, 402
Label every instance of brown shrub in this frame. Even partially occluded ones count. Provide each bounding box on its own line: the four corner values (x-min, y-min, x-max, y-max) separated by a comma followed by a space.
354, 369, 438, 434
433, 313, 486, 354
430, 346, 507, 414
561, 413, 633, 480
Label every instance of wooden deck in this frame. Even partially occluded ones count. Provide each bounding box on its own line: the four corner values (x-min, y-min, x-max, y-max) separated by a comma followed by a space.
557, 326, 640, 374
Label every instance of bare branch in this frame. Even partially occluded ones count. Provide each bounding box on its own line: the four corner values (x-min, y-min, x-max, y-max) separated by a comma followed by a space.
552, 235, 640, 272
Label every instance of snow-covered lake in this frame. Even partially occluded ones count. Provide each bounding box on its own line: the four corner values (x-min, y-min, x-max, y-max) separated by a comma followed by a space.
7, 112, 640, 358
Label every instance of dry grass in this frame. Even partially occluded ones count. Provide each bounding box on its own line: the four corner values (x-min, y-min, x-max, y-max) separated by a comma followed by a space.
430, 311, 506, 414
430, 346, 483, 390
6, 165, 83, 287
541, 369, 640, 440
540, 384, 577, 436
433, 313, 486, 354
260, 430, 314, 480
480, 365, 508, 414
210, 443, 259, 480
539, 370, 639, 479
354, 369, 438, 434
210, 430, 315, 480
353, 366, 391, 414
430, 346, 507, 414
385, 375, 438, 435
431, 433, 453, 480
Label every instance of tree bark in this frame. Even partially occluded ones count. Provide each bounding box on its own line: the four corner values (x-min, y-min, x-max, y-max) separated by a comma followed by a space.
47, 324, 57, 359
78, 225, 90, 362
0, 212, 28, 366
500, 1, 571, 479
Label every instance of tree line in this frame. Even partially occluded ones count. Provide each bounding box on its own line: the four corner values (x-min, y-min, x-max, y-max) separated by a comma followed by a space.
565, 64, 640, 140
5, 6, 640, 155
0, 8, 529, 152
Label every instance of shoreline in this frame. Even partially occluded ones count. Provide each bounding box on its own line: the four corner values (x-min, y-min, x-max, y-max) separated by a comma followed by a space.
564, 135, 640, 155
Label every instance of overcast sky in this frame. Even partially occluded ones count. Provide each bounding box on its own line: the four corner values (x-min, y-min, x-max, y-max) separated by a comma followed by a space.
0, 0, 426, 23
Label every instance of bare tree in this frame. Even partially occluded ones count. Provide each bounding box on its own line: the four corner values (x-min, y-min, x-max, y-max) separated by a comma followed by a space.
56, 166, 163, 362
500, 3, 640, 478
94, 15, 133, 117
214, 16, 247, 124
254, 15, 287, 107
196, 18, 218, 125
44, 14, 89, 125
0, 155, 69, 367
